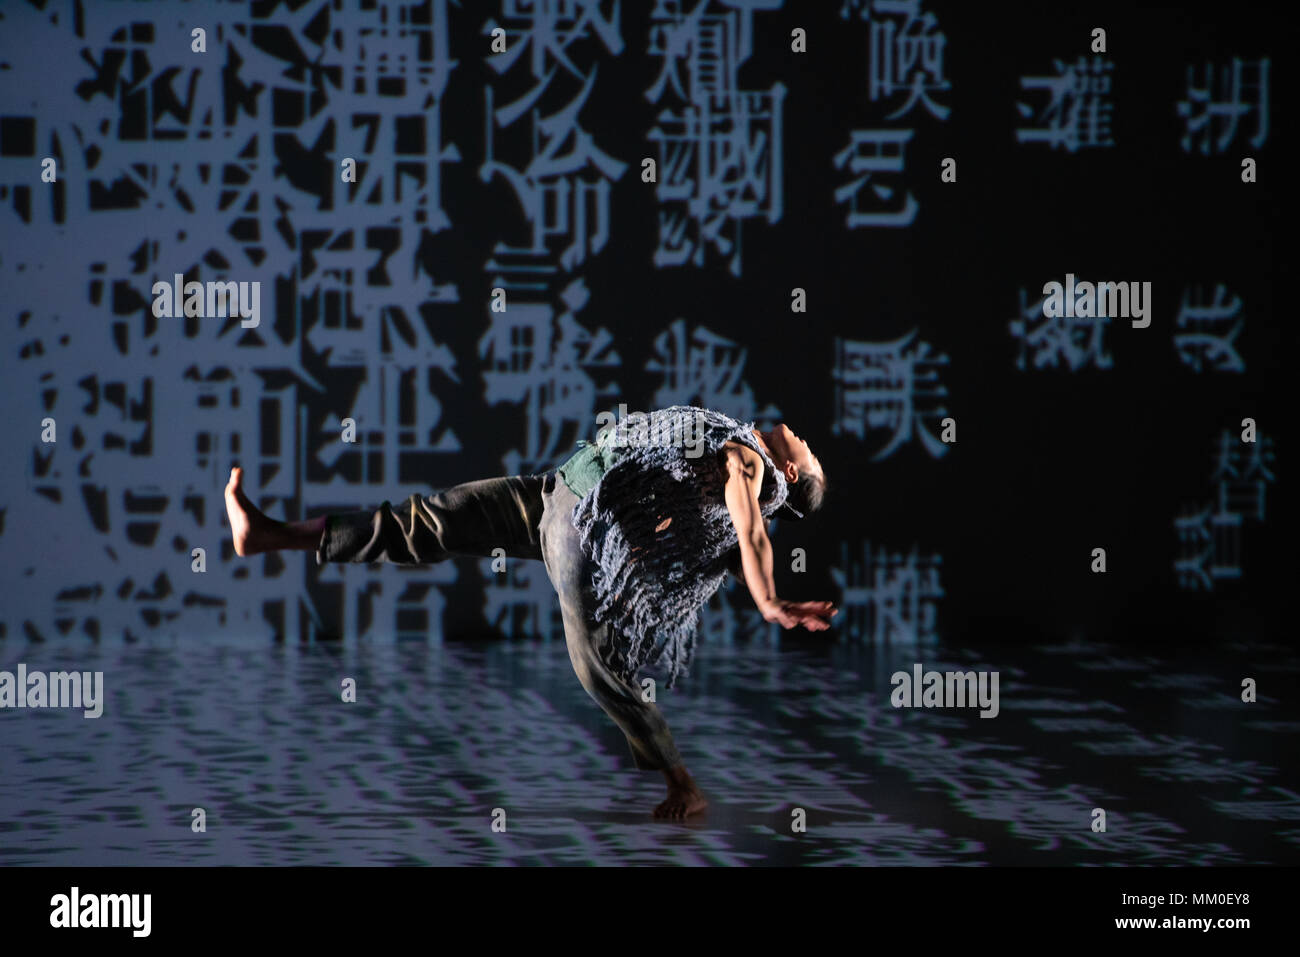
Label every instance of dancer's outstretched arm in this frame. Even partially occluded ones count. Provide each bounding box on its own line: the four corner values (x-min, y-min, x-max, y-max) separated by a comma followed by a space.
721, 446, 837, 631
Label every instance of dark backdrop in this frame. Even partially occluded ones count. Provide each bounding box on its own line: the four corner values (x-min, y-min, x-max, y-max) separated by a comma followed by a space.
0, 0, 1285, 652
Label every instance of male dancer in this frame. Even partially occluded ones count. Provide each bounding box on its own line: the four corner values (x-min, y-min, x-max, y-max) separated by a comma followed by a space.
224, 405, 834, 818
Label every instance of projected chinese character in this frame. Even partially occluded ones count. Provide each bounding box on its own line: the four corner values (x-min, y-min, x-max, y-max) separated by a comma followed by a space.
1016, 55, 1115, 151
832, 329, 949, 460
1176, 58, 1269, 154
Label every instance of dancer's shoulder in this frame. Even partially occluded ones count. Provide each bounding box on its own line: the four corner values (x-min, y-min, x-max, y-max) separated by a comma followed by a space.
718, 441, 763, 479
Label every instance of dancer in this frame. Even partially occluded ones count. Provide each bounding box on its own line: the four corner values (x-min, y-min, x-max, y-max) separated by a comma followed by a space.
225, 405, 834, 817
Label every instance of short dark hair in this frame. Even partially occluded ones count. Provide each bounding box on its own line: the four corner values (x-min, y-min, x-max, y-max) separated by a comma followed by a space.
784, 464, 826, 518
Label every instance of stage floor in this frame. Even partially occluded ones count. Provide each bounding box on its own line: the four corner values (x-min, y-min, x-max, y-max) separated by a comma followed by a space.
2, 634, 1296, 865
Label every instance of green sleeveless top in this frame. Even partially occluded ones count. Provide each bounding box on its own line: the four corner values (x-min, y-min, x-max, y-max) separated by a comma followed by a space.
556, 436, 615, 498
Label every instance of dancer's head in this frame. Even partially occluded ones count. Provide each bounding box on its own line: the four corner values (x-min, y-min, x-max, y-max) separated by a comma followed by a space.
759, 423, 826, 520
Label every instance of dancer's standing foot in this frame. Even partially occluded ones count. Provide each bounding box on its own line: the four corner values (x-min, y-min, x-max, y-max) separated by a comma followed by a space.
655, 765, 708, 818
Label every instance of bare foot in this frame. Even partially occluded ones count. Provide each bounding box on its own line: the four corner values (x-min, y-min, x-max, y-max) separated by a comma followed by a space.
655, 766, 708, 819
224, 467, 269, 556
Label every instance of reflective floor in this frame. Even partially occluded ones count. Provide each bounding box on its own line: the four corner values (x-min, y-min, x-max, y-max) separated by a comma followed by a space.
1, 634, 1296, 865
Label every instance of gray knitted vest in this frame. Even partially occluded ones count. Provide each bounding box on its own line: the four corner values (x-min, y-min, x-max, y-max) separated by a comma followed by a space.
569, 405, 790, 688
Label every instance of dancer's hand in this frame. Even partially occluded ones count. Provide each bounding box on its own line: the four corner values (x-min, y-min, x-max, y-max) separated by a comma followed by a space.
759, 598, 837, 631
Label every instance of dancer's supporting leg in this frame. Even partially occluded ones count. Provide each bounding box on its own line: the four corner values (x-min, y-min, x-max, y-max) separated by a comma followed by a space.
538, 474, 707, 819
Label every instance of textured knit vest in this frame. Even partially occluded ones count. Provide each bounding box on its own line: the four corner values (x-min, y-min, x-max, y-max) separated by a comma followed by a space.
567, 405, 790, 688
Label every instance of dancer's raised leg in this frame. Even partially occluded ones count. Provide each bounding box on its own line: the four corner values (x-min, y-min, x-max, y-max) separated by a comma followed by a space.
226, 466, 546, 565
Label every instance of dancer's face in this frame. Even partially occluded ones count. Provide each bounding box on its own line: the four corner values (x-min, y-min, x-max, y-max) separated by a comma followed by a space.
764, 423, 821, 485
